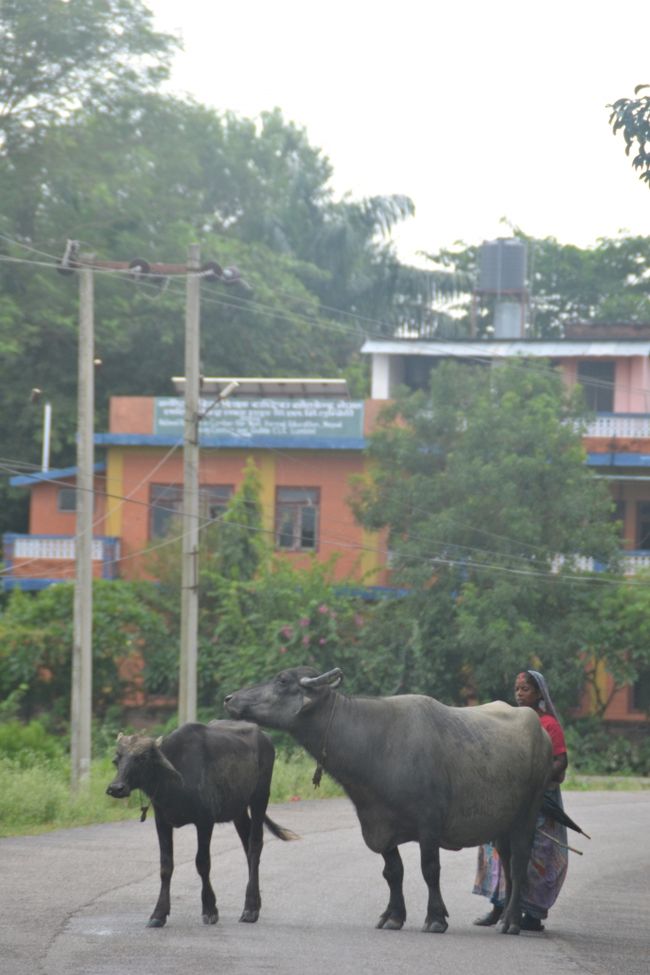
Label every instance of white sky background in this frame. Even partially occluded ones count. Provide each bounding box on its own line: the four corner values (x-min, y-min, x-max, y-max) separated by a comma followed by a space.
146, 0, 650, 266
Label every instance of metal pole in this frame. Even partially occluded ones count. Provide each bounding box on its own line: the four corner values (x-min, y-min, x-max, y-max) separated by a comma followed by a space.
178, 244, 200, 725
71, 266, 94, 788
41, 401, 51, 472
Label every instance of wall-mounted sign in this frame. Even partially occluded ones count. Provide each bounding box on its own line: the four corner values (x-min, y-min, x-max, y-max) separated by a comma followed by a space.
154, 398, 364, 441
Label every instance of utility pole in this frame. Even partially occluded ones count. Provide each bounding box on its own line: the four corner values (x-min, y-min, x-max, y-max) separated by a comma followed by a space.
178, 244, 201, 725
71, 264, 94, 789
58, 240, 246, 738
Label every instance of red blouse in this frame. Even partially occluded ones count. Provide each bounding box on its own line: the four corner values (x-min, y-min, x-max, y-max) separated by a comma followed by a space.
539, 712, 567, 756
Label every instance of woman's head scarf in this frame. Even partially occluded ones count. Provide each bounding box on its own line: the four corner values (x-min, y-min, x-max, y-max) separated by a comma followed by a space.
522, 669, 559, 720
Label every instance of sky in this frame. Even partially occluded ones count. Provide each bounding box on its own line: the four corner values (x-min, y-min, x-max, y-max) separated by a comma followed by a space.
146, 0, 650, 266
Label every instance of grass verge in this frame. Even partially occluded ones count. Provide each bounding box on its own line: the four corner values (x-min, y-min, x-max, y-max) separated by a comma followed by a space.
0, 751, 344, 838
1, 754, 647, 839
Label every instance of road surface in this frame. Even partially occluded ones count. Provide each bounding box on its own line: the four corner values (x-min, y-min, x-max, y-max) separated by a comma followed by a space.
0, 791, 648, 975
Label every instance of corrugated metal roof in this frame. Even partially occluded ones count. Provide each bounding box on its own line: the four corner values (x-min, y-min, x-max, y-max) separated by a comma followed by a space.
10, 463, 106, 488
361, 339, 650, 358
172, 377, 349, 397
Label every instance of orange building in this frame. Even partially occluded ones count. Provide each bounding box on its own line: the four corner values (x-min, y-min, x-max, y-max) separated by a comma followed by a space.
5, 380, 388, 591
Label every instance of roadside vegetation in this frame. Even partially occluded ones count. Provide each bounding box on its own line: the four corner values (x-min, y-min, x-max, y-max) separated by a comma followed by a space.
0, 718, 648, 839
0, 719, 344, 838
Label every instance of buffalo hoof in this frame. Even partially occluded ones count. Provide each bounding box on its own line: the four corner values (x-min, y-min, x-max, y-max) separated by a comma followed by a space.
147, 917, 166, 928
423, 919, 448, 933
239, 909, 259, 923
500, 922, 520, 935
202, 911, 219, 925
376, 914, 405, 930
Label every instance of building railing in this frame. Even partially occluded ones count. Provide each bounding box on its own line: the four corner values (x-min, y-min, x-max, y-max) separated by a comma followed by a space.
4, 533, 650, 590
585, 413, 650, 438
553, 551, 650, 575
2, 532, 121, 590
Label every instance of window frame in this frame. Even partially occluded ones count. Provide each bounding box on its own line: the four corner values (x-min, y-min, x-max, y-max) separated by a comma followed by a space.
57, 487, 78, 513
576, 360, 615, 413
274, 486, 320, 552
631, 669, 650, 712
149, 483, 233, 540
635, 500, 650, 551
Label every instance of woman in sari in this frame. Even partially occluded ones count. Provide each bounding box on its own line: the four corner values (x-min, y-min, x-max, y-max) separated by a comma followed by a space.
472, 669, 569, 932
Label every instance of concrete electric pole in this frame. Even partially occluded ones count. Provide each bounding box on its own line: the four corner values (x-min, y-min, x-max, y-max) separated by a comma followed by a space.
71, 263, 94, 789
178, 244, 201, 725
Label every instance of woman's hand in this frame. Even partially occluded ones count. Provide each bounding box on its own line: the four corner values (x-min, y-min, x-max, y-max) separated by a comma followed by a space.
551, 752, 568, 783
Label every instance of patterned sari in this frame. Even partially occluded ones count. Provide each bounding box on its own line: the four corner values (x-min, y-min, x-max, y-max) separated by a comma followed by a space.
472, 785, 569, 920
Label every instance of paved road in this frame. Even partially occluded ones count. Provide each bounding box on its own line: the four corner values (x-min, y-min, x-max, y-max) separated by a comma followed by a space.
1, 791, 648, 975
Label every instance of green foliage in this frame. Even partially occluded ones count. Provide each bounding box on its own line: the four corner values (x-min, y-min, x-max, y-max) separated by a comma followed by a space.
351, 359, 624, 709
197, 554, 365, 709
609, 84, 650, 187
207, 458, 267, 581
0, 580, 174, 720
566, 718, 650, 776
0, 0, 176, 147
0, 751, 141, 836
0, 740, 342, 837
569, 576, 650, 717
0, 719, 65, 767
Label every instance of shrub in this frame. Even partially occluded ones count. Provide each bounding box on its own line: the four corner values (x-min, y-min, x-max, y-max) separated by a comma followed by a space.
566, 718, 650, 776
0, 719, 65, 768
0, 581, 175, 720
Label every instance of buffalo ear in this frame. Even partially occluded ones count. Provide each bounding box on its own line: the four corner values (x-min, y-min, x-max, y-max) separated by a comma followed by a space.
300, 693, 318, 712
299, 686, 328, 713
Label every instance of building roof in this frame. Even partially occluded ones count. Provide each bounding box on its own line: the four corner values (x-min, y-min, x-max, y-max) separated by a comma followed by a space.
172, 377, 349, 398
361, 339, 650, 358
9, 463, 106, 488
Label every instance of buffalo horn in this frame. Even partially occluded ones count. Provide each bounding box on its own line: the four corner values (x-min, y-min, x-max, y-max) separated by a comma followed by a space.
299, 667, 344, 689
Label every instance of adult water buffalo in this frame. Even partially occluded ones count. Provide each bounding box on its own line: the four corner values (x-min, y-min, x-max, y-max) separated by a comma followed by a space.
225, 667, 552, 935
106, 720, 297, 928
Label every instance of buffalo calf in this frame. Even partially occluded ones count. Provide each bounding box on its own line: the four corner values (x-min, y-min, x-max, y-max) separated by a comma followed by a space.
106, 720, 297, 928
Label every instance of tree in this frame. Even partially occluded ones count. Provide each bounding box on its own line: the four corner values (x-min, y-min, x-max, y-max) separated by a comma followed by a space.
0, 0, 175, 150
609, 84, 650, 186
350, 359, 623, 709
574, 579, 650, 718
203, 458, 267, 582
0, 580, 173, 720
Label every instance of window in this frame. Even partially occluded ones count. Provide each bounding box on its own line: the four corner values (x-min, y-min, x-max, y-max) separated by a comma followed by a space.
577, 361, 615, 412
632, 670, 650, 712
636, 502, 650, 551
150, 484, 233, 539
275, 487, 319, 551
58, 487, 77, 512
404, 356, 436, 392
58, 488, 94, 512
611, 500, 626, 540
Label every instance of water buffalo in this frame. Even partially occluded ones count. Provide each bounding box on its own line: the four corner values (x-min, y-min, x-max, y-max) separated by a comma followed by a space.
225, 667, 552, 935
106, 720, 297, 928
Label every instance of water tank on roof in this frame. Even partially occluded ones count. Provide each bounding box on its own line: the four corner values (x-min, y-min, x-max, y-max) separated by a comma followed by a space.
478, 238, 527, 292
